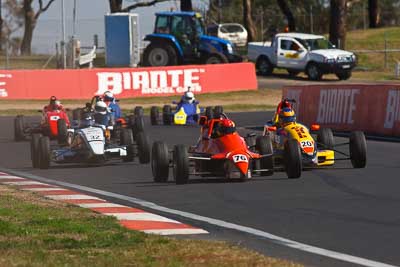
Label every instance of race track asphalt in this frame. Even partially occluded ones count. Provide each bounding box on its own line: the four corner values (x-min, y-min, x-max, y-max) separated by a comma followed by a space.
1, 112, 400, 267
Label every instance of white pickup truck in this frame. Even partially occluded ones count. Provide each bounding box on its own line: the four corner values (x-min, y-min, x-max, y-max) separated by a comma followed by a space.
247, 33, 356, 80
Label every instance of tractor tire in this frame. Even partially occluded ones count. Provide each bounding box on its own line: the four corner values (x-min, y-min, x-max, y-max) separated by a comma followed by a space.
350, 131, 367, 168
173, 144, 189, 185
152, 141, 170, 182
255, 136, 274, 176
136, 131, 151, 164
306, 62, 322, 81
143, 43, 178, 67
150, 106, 159, 125
284, 139, 302, 179
204, 53, 228, 64
317, 128, 334, 150
14, 115, 25, 141
38, 136, 51, 169
31, 133, 42, 168
256, 56, 274, 76
57, 119, 68, 145
120, 129, 135, 162
162, 105, 172, 125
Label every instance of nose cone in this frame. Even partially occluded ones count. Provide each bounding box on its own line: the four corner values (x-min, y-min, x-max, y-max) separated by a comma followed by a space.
235, 161, 249, 175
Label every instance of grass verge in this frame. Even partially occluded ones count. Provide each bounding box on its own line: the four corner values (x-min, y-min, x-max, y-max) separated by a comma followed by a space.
0, 89, 281, 116
0, 185, 301, 267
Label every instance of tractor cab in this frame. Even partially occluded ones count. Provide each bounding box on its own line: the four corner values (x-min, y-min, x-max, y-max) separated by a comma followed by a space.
143, 11, 242, 66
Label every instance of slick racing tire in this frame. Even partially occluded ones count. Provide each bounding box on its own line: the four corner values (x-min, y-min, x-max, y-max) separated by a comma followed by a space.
136, 131, 151, 164
162, 105, 172, 125
317, 128, 334, 150
150, 106, 159, 125
205, 106, 213, 120
173, 144, 189, 185
134, 106, 144, 117
256, 136, 274, 176
284, 139, 302, 179
57, 119, 68, 145
130, 115, 145, 135
350, 131, 367, 168
213, 106, 224, 119
31, 133, 42, 168
38, 136, 50, 169
152, 141, 170, 182
14, 115, 25, 142
120, 129, 135, 162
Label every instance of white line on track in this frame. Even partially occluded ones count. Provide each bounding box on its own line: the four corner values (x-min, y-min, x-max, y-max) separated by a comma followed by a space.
143, 229, 209, 235
78, 203, 127, 208
2, 168, 398, 267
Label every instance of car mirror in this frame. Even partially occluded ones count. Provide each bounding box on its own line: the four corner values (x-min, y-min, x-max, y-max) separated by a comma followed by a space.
298, 48, 304, 53
198, 116, 208, 126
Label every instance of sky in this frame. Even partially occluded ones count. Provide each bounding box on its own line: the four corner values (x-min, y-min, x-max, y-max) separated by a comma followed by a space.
31, 0, 208, 54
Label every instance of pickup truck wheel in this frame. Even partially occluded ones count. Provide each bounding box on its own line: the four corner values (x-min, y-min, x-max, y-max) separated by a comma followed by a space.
306, 63, 322, 81
204, 54, 228, 64
287, 70, 300, 77
336, 71, 352, 80
150, 106, 159, 125
256, 57, 273, 76
143, 43, 177, 66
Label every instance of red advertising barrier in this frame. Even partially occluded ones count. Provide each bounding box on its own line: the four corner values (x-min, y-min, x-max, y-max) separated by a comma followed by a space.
283, 84, 400, 137
0, 63, 257, 99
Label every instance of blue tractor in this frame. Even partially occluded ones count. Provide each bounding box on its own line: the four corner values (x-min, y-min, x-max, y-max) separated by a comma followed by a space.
142, 11, 243, 66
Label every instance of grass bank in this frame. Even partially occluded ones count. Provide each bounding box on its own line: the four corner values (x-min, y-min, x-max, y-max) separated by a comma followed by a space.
0, 89, 281, 116
0, 185, 301, 267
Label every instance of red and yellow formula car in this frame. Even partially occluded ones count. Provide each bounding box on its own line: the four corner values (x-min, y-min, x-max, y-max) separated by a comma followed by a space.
151, 114, 298, 184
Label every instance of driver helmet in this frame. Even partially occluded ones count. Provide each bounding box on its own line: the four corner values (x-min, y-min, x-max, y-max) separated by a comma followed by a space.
216, 119, 236, 136
53, 100, 62, 110
95, 100, 108, 115
49, 96, 57, 105
103, 91, 114, 102
279, 107, 296, 125
182, 91, 195, 104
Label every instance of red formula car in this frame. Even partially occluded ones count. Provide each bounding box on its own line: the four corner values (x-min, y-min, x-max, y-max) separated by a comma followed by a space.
151, 114, 281, 184
14, 105, 71, 143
